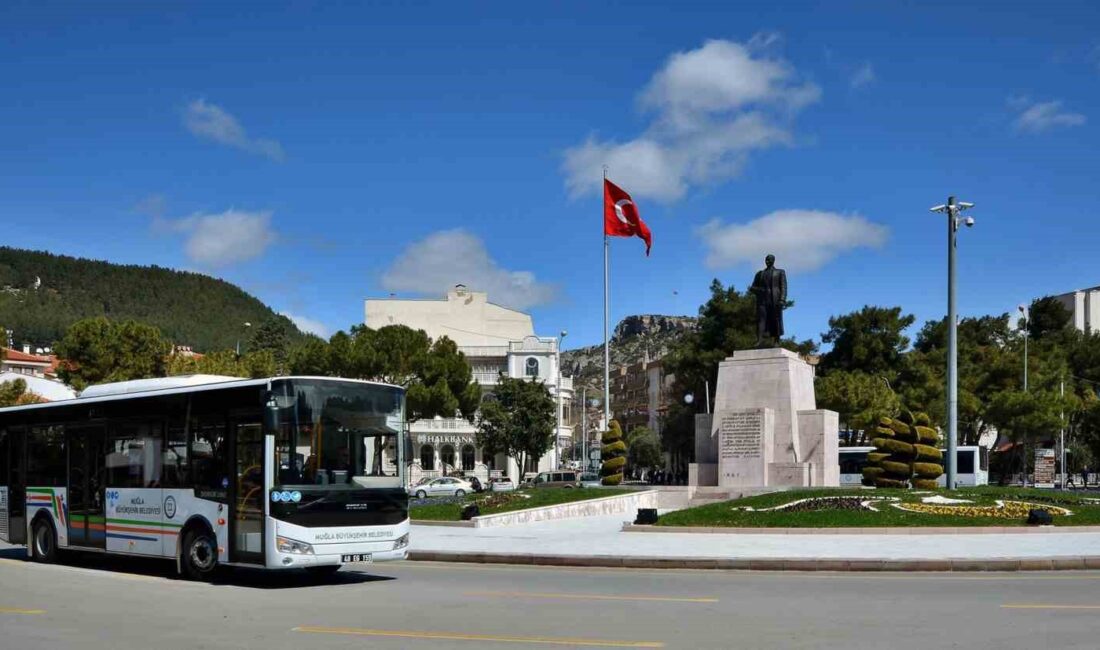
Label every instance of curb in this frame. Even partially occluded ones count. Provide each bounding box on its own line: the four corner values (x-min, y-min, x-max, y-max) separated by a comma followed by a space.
622, 524, 1100, 535
407, 551, 1100, 572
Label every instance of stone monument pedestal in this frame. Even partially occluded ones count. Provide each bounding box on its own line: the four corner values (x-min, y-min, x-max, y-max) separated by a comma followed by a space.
689, 348, 840, 489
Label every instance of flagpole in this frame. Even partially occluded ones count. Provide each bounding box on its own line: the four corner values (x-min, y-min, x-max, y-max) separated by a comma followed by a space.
603, 167, 611, 435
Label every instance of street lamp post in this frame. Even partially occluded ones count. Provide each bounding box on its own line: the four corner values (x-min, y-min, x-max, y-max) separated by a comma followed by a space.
556, 329, 567, 469
930, 196, 975, 490
1018, 304, 1029, 392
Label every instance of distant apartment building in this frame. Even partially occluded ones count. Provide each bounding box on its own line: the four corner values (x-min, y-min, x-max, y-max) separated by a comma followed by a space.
610, 353, 677, 435
1053, 286, 1100, 334
365, 285, 573, 484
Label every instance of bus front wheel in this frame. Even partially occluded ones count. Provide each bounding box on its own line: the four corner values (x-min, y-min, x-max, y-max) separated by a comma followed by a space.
31, 519, 58, 563
180, 529, 218, 581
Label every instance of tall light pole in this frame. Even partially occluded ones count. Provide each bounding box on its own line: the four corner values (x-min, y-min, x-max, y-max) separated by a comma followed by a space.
580, 386, 587, 473
930, 196, 975, 490
1018, 304, 1029, 392
556, 329, 567, 469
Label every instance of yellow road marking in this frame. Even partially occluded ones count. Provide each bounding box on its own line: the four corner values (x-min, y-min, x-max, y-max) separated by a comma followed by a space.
293, 625, 664, 647
0, 607, 46, 615
1002, 604, 1100, 610
465, 590, 717, 603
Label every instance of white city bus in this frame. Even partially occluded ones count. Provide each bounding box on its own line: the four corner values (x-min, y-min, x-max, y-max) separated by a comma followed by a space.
839, 445, 989, 487
0, 375, 409, 580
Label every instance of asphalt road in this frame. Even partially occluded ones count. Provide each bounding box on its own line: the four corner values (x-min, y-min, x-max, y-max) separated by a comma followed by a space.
1, 544, 1099, 649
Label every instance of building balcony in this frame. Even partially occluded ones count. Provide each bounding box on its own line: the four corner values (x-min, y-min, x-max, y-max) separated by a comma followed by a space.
409, 417, 477, 434
459, 345, 509, 359
472, 370, 503, 385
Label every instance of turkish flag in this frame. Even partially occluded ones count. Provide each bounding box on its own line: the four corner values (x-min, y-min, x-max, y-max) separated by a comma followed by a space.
604, 179, 652, 255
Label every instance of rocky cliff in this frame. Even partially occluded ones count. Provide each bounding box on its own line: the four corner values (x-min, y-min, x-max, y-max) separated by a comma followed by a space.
562, 315, 696, 391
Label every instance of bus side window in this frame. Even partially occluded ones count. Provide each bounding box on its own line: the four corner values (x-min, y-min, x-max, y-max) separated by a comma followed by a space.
191, 419, 227, 498
164, 423, 189, 489
27, 425, 65, 487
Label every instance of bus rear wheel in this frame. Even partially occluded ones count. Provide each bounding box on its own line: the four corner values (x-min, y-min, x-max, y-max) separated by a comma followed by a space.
31, 519, 58, 563
180, 529, 218, 581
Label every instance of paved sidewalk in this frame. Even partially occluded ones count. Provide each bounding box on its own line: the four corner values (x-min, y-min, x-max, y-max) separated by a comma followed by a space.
409, 514, 1100, 571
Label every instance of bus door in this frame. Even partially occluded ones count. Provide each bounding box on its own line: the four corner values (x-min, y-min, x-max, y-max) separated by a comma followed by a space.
229, 419, 265, 564
66, 426, 106, 549
0, 428, 26, 545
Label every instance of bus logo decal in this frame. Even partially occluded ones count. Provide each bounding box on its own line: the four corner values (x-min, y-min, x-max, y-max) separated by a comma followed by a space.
164, 496, 177, 519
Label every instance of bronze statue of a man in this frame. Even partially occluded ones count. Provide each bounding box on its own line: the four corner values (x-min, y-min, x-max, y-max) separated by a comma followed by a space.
750, 254, 787, 346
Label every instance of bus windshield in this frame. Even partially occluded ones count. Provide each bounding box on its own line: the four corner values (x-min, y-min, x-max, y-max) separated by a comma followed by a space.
271, 379, 404, 490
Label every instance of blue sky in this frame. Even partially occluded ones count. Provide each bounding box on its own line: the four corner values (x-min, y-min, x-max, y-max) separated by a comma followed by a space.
2, 1, 1098, 349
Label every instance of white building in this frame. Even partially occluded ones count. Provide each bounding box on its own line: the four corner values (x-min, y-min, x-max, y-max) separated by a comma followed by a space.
366, 285, 573, 484
1054, 286, 1100, 334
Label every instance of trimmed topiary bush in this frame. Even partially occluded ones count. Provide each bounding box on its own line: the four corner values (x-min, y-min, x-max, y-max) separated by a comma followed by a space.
600, 419, 626, 486
862, 411, 943, 489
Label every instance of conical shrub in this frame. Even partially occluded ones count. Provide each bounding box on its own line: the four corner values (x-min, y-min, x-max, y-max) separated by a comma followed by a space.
600, 419, 627, 486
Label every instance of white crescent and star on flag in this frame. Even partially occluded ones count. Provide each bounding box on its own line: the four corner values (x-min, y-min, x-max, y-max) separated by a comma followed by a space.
614, 199, 634, 224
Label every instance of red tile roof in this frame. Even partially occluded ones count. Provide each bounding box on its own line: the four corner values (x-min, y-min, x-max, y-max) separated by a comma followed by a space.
1, 348, 52, 365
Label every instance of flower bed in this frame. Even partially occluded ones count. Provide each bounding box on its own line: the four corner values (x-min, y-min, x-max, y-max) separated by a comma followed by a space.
656, 487, 1100, 528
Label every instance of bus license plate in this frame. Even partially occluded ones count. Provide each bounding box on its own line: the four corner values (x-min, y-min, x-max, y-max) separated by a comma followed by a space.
341, 553, 372, 564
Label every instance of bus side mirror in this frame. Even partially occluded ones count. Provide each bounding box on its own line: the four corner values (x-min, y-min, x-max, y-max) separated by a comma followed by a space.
263, 396, 280, 433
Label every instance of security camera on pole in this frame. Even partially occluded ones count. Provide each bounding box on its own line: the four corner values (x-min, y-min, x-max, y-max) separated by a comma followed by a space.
929, 196, 976, 490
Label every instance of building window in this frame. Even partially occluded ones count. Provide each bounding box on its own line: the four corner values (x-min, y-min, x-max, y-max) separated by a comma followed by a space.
441, 444, 455, 471
420, 444, 435, 471
525, 357, 539, 377
461, 444, 475, 471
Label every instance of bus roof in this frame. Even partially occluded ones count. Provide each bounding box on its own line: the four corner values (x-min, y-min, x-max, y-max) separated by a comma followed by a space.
0, 375, 403, 416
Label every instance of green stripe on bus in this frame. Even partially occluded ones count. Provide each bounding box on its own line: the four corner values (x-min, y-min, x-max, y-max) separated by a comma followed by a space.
106, 518, 183, 528
26, 488, 54, 494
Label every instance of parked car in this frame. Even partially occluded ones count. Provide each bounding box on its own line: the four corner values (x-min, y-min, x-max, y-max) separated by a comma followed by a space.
532, 470, 580, 488
488, 477, 515, 492
579, 472, 601, 488
408, 477, 474, 499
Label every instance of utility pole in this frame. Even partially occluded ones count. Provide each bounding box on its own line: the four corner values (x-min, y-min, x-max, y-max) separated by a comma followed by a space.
930, 196, 975, 490
556, 330, 567, 469
1061, 378, 1066, 490
1019, 304, 1029, 392
581, 387, 587, 473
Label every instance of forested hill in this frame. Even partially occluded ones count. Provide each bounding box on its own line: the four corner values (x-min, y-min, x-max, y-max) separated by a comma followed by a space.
0, 247, 302, 351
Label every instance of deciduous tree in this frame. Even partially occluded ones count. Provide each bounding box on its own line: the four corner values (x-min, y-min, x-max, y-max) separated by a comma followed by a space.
475, 375, 556, 475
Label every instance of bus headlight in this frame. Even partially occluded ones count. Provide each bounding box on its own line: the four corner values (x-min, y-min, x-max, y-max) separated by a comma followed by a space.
392, 534, 409, 550
276, 536, 314, 555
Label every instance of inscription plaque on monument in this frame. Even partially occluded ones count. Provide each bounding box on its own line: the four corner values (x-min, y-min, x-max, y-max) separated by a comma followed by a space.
720, 411, 763, 460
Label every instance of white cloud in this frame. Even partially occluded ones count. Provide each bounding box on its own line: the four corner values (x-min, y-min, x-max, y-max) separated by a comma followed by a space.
282, 312, 331, 338
381, 229, 558, 310
698, 209, 888, 272
161, 209, 278, 268
1011, 98, 1086, 133
850, 62, 875, 88
562, 37, 820, 202
183, 99, 285, 161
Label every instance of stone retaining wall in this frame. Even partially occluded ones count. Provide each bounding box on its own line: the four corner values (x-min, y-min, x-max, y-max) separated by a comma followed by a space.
468, 490, 659, 528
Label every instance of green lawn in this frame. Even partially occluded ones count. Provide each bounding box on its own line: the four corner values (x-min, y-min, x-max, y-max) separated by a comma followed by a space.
655, 487, 1100, 528
411, 487, 637, 521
